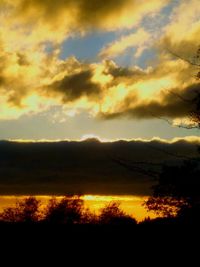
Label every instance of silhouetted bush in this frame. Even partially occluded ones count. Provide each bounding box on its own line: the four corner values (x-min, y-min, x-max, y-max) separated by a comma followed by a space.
99, 202, 137, 225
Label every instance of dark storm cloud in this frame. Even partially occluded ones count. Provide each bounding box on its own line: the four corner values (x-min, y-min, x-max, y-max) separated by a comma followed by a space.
0, 139, 199, 196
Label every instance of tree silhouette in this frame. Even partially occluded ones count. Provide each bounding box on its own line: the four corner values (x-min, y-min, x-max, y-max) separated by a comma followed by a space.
99, 202, 137, 225
0, 197, 137, 225
170, 46, 200, 129
44, 195, 84, 224
0, 197, 41, 223
143, 48, 200, 222
81, 208, 98, 224
190, 91, 200, 129
144, 160, 200, 221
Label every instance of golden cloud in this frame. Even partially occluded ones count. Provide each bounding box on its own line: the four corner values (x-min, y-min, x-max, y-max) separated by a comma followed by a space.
17, 0, 169, 30
0, 0, 169, 48
0, 47, 199, 121
0, 0, 199, 122
160, 0, 200, 61
100, 28, 151, 58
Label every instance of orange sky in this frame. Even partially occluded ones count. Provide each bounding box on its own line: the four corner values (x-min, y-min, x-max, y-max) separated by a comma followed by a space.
0, 195, 157, 222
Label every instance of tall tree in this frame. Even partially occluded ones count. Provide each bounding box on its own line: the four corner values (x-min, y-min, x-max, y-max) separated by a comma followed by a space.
144, 47, 200, 221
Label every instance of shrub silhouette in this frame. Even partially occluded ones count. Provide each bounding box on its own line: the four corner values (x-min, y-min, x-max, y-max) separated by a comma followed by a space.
0, 197, 41, 223
99, 202, 137, 225
44, 195, 84, 224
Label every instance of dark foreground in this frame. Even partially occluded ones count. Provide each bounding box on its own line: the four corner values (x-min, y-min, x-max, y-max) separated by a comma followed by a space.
0, 221, 199, 240
0, 223, 199, 265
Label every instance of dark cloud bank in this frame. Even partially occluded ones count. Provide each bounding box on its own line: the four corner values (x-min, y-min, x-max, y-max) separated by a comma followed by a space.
0, 139, 199, 196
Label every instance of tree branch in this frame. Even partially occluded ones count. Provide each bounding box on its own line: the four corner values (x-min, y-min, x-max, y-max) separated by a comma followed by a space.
167, 49, 200, 67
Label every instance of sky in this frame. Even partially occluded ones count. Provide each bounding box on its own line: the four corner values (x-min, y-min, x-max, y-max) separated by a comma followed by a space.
0, 0, 200, 141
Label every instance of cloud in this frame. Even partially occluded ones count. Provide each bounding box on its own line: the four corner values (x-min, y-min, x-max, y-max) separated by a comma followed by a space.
0, 0, 169, 48
99, 82, 200, 120
160, 0, 200, 61
94, 57, 199, 120
0, 0, 199, 123
0, 49, 199, 122
16, 0, 168, 31
100, 28, 151, 59
0, 137, 199, 195
46, 69, 101, 103
0, 44, 62, 120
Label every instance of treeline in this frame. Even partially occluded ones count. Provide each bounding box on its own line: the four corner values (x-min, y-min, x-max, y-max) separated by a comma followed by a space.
1, 194, 199, 226
0, 196, 137, 225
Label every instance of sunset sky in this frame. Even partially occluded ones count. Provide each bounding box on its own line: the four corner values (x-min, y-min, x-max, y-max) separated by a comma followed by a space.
0, 0, 199, 141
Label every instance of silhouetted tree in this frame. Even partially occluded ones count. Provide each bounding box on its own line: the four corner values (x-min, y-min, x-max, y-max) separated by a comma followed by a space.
81, 208, 98, 224
170, 46, 200, 129
99, 202, 137, 225
0, 197, 41, 223
110, 47, 200, 223
144, 160, 200, 221
44, 195, 84, 224
190, 91, 200, 129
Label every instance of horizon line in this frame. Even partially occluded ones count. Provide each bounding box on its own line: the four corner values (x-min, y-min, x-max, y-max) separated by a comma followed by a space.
1, 135, 200, 144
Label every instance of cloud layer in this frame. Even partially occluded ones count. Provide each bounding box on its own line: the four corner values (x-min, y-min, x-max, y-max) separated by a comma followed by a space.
0, 0, 199, 124
0, 137, 199, 195
1, 0, 168, 46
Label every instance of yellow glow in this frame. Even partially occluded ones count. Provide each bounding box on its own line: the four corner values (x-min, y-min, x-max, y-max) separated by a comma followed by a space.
0, 102, 24, 120
8, 136, 200, 144
101, 84, 130, 113
80, 134, 111, 142
0, 195, 157, 222
164, 0, 200, 43
136, 76, 176, 99
92, 64, 113, 85
21, 94, 41, 110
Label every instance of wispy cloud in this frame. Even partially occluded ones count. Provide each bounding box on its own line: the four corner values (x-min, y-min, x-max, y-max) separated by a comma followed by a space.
99, 28, 151, 59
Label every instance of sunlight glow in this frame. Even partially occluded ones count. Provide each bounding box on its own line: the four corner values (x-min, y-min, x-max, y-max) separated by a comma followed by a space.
7, 136, 200, 144
80, 134, 110, 142
100, 84, 130, 113
136, 76, 176, 99
0, 195, 157, 222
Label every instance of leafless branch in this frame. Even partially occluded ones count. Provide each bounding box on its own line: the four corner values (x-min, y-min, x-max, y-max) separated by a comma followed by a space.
166, 89, 195, 103
167, 49, 200, 67
112, 157, 161, 179
147, 144, 200, 163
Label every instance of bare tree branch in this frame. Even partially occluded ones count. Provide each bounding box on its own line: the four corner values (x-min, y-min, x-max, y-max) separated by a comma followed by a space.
167, 49, 200, 67
112, 156, 161, 179
147, 144, 200, 163
166, 89, 195, 103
